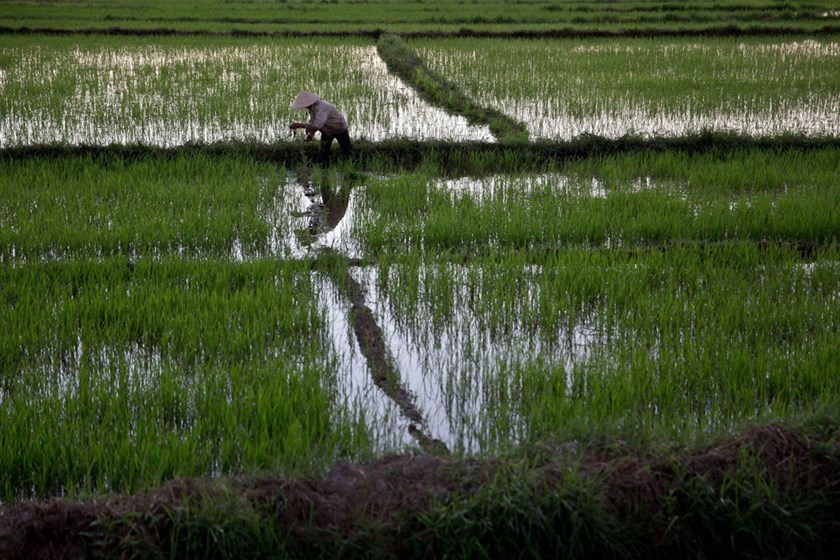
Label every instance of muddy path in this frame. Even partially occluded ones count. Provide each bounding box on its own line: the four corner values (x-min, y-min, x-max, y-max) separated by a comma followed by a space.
292, 168, 449, 455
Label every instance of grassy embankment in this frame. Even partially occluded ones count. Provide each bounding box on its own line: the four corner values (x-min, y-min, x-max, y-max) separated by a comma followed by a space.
4, 411, 840, 559
376, 33, 529, 142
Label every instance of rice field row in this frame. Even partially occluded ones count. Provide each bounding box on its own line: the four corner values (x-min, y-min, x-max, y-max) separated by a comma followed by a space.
352, 248, 840, 451
1, 148, 838, 499
0, 35, 491, 147
3, 148, 836, 264
2, 0, 837, 34
0, 154, 295, 261
414, 35, 840, 139
0, 257, 375, 500
3, 34, 837, 148
355, 148, 840, 256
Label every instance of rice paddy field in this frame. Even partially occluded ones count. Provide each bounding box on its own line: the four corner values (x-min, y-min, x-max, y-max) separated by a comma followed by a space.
2, 0, 839, 33
0, 35, 491, 146
414, 36, 840, 138
2, 1, 840, 558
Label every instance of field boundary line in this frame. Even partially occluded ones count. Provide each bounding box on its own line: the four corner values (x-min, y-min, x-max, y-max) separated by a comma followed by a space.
3, 135, 840, 169
3, 24, 839, 39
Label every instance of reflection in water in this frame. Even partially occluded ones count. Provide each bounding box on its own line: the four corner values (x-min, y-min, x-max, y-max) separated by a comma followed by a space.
301, 167, 450, 453
284, 169, 365, 259
313, 272, 415, 451
0, 41, 491, 147
349, 264, 602, 453
314, 258, 606, 453
251, 168, 366, 261
435, 173, 610, 203
304, 168, 611, 451
417, 38, 840, 140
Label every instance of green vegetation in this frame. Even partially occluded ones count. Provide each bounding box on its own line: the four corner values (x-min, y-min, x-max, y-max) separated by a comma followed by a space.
356, 148, 840, 255
2, 149, 837, 472
377, 34, 529, 142
7, 414, 840, 559
0, 154, 376, 499
0, 34, 491, 146
357, 246, 840, 448
346, 147, 840, 450
414, 35, 840, 139
1, 0, 838, 35
0, 256, 373, 499
5, 34, 836, 147
1, 1, 839, 557
0, 154, 290, 259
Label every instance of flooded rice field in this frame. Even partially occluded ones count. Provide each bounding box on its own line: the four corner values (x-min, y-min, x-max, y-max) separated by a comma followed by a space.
415, 37, 840, 139
0, 36, 491, 147
4, 35, 839, 147
1, 148, 838, 498
321, 263, 604, 453
1, 27, 838, 497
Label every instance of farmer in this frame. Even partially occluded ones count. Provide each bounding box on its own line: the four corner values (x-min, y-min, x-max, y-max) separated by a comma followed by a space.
289, 91, 354, 165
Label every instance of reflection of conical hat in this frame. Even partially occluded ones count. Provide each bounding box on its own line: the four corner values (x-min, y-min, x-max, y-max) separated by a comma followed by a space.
291, 91, 320, 109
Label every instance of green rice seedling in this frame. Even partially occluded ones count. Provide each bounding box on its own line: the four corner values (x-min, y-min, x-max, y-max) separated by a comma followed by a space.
0, 153, 300, 261
413, 36, 840, 140
352, 148, 840, 257
0, 34, 491, 147
1, 0, 835, 34
354, 245, 839, 452
0, 257, 371, 500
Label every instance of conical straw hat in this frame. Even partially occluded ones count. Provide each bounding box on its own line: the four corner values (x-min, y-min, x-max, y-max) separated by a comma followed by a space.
291, 91, 320, 109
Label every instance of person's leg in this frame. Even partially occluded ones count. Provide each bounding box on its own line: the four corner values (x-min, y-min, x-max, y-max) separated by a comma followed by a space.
335, 129, 354, 157
317, 134, 335, 166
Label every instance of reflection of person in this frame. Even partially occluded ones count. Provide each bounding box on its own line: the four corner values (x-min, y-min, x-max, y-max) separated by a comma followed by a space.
300, 171, 353, 237
321, 178, 352, 233
289, 91, 354, 165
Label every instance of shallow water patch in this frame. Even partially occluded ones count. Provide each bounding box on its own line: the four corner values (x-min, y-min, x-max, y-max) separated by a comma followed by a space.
415, 37, 840, 140
278, 169, 366, 260
337, 263, 605, 453
0, 37, 491, 147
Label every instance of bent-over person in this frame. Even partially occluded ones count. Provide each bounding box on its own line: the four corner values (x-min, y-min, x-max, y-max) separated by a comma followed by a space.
289, 91, 354, 166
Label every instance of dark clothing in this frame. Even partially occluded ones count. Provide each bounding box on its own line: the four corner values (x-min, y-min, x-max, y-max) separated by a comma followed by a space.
317, 128, 354, 166
299, 99, 353, 166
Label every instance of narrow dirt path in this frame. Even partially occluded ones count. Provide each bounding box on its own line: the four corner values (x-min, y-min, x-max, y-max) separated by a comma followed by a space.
326, 261, 449, 455
295, 169, 449, 455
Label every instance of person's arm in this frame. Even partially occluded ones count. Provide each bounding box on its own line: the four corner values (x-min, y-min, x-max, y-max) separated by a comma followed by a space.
289, 121, 315, 141
306, 104, 329, 134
